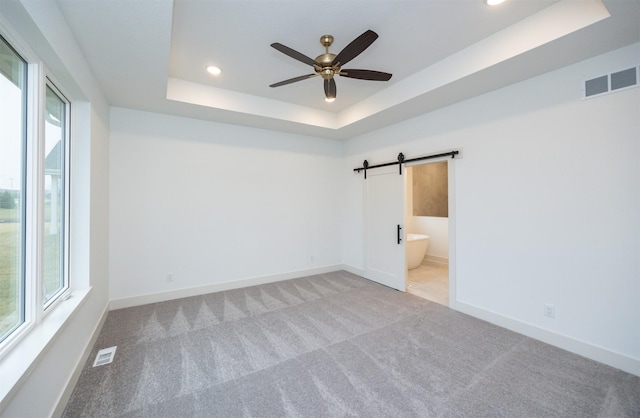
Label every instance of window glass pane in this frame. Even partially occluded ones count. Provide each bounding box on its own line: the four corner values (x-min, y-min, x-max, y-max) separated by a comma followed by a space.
43, 85, 66, 305
0, 36, 26, 341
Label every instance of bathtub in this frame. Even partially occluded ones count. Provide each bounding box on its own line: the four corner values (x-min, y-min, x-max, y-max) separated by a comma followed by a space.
406, 233, 429, 269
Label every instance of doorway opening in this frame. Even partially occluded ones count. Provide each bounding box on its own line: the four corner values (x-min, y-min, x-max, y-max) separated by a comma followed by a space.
404, 161, 450, 306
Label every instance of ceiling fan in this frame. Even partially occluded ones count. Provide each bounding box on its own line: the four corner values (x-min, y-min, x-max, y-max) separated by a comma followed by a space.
269, 30, 392, 101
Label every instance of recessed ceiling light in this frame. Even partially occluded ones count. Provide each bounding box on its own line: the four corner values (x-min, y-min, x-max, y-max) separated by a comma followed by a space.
486, 0, 506, 5
206, 66, 221, 75
325, 97, 335, 103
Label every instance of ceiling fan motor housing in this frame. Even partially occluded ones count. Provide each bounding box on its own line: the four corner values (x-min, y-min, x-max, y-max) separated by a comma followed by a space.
316, 55, 339, 79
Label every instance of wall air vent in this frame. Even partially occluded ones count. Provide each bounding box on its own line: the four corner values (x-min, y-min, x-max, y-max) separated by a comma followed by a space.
93, 346, 117, 367
585, 75, 608, 97
611, 67, 637, 91
584, 66, 639, 98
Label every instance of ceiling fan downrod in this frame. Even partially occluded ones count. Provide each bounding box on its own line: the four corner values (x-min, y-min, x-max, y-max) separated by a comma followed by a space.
316, 35, 338, 80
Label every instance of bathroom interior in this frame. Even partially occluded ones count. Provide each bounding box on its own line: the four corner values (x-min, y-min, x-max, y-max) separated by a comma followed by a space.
405, 161, 449, 306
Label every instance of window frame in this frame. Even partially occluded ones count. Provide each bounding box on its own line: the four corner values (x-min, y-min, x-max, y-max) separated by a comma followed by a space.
42, 78, 71, 310
0, 30, 72, 357
0, 32, 28, 345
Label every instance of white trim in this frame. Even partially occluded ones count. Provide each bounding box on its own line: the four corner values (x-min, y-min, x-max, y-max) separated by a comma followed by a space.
405, 152, 458, 307
447, 157, 457, 312
341, 264, 365, 277
424, 255, 449, 265
455, 300, 640, 377
0, 288, 92, 411
29, 62, 44, 322
51, 302, 108, 418
109, 265, 348, 310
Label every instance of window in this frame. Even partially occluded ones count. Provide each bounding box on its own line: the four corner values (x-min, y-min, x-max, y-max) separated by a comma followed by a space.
43, 83, 69, 306
0, 35, 27, 342
0, 33, 70, 348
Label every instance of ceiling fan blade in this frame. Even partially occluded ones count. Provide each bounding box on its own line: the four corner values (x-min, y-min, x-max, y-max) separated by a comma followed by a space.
332, 30, 378, 67
324, 78, 336, 99
339, 69, 392, 81
271, 43, 318, 67
270, 74, 318, 88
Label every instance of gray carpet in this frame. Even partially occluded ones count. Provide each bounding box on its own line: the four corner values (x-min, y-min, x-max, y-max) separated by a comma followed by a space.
63, 271, 640, 417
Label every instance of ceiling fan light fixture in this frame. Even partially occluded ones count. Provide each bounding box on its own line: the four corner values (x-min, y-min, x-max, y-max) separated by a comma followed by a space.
206, 65, 222, 75
485, 0, 506, 5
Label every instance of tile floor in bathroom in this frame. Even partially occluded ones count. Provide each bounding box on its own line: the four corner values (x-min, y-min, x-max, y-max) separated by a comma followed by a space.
407, 260, 449, 306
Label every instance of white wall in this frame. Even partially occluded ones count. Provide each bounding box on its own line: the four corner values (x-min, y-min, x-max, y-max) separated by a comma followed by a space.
0, 1, 110, 416
343, 44, 640, 374
109, 108, 344, 305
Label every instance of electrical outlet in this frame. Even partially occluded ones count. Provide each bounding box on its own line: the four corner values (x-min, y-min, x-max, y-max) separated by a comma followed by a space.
166, 272, 174, 282
544, 304, 555, 318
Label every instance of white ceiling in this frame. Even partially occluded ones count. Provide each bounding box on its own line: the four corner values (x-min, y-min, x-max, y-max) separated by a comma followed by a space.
57, 0, 640, 140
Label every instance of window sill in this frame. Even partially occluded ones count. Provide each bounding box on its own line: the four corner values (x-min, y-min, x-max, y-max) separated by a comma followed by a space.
0, 287, 92, 410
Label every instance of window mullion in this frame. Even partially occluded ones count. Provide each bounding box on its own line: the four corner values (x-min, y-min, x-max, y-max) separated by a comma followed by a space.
62, 92, 71, 295
24, 61, 45, 322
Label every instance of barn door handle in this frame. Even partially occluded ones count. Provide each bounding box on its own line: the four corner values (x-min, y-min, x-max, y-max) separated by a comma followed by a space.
397, 224, 402, 244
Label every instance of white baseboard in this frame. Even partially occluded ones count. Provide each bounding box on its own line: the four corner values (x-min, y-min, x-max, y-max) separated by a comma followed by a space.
340, 264, 364, 277
52, 303, 109, 418
110, 263, 639, 378
425, 255, 448, 265
454, 300, 640, 377
109, 265, 347, 310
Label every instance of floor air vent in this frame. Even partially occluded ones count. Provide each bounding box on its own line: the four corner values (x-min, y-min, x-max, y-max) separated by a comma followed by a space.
584, 66, 639, 98
93, 346, 117, 367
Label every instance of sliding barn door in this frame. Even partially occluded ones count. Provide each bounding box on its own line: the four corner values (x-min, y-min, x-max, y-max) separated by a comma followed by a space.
363, 166, 406, 291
